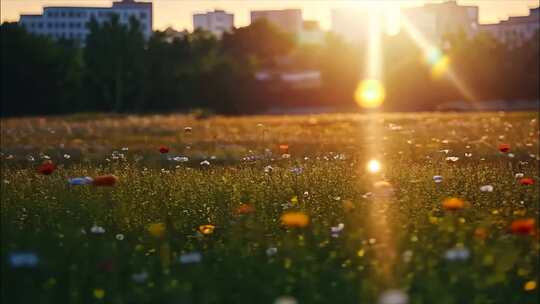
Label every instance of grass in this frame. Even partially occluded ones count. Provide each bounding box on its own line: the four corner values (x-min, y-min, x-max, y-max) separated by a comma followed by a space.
1, 112, 539, 304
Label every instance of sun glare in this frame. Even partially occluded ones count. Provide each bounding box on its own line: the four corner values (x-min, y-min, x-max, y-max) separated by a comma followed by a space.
355, 79, 386, 108
355, 9, 385, 109
366, 159, 382, 173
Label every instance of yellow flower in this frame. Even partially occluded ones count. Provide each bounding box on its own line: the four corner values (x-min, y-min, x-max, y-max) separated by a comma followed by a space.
290, 196, 298, 205
93, 288, 105, 299
199, 224, 215, 235
281, 212, 309, 228
147, 223, 166, 238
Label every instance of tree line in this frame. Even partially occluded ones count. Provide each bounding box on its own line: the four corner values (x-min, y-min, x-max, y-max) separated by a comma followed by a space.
1, 15, 538, 116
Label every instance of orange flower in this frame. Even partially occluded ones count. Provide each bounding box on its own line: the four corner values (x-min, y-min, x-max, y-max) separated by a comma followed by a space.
520, 178, 534, 186
199, 224, 215, 235
442, 197, 465, 211
474, 227, 488, 240
279, 144, 289, 153
281, 212, 309, 228
159, 146, 169, 154
148, 223, 166, 238
342, 200, 355, 212
38, 161, 56, 175
498, 143, 510, 153
92, 175, 118, 186
511, 218, 535, 235
236, 203, 255, 215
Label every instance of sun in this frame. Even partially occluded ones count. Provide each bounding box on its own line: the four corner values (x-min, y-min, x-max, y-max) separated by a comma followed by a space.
355, 79, 386, 109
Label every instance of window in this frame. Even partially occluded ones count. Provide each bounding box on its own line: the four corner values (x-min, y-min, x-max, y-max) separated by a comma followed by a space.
61, 22, 66, 28
68, 12, 74, 17
47, 23, 52, 28
38, 23, 43, 29
140, 12, 147, 19
61, 12, 66, 17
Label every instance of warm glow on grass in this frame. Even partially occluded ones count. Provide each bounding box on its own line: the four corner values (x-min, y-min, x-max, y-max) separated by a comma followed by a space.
355, 79, 386, 108
366, 159, 382, 173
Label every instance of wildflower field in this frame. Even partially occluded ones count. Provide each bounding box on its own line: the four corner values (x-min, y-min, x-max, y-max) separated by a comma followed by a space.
1, 112, 538, 304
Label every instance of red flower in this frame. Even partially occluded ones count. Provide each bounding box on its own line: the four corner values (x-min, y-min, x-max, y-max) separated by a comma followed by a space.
159, 146, 170, 154
498, 144, 510, 153
92, 175, 118, 186
511, 218, 535, 235
38, 161, 56, 175
236, 203, 255, 215
97, 259, 114, 272
520, 178, 534, 185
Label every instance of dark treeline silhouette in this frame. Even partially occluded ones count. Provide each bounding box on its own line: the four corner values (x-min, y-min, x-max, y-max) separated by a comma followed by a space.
1, 16, 538, 117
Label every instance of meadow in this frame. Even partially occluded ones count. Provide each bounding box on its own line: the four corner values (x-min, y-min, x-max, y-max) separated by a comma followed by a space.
1, 112, 538, 304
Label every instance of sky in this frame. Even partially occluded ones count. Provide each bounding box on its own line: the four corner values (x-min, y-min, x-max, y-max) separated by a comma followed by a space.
1, 0, 539, 31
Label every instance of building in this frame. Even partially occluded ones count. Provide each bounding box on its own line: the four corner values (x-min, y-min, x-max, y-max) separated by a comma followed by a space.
18, 0, 152, 44
331, 8, 373, 44
478, 7, 539, 45
401, 1, 478, 43
299, 20, 325, 44
250, 9, 302, 34
193, 9, 234, 38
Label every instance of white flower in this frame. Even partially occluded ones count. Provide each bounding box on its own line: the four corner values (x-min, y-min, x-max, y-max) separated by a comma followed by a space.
26, 155, 35, 162
121, 147, 129, 151
115, 234, 124, 241
508, 153, 515, 158
281, 154, 291, 159
362, 192, 373, 198
9, 252, 39, 268
515, 173, 524, 178
331, 223, 345, 233
433, 175, 443, 183
90, 225, 105, 234
479, 185, 494, 192
290, 167, 303, 174
172, 156, 189, 162
131, 271, 148, 283
63, 154, 71, 159
179, 252, 202, 264
274, 296, 298, 304
464, 153, 472, 157
264, 165, 274, 173
184, 127, 192, 133
444, 246, 470, 261
378, 289, 409, 304
266, 247, 278, 256
445, 156, 459, 162
402, 250, 413, 263
200, 160, 210, 166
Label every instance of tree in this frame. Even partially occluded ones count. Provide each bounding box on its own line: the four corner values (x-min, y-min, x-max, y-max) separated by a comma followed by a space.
1, 22, 82, 116
222, 19, 295, 68
84, 15, 145, 112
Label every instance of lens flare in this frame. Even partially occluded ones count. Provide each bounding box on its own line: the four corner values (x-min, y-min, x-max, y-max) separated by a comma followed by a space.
367, 159, 382, 173
355, 79, 385, 109
425, 47, 449, 78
